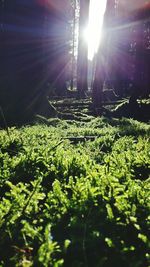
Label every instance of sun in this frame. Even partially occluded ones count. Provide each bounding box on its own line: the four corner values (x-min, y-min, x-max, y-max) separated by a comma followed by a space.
84, 0, 107, 60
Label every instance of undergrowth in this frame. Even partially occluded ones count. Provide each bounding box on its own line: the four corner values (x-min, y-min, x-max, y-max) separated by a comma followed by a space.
0, 117, 150, 266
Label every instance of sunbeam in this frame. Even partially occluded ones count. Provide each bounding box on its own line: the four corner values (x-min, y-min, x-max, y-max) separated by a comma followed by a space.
84, 0, 107, 60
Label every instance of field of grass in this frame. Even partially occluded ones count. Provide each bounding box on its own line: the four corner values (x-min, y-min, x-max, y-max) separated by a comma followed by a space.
0, 117, 150, 266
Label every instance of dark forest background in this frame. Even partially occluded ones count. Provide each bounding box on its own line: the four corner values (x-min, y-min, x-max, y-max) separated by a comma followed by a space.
0, 0, 150, 126
0, 0, 72, 125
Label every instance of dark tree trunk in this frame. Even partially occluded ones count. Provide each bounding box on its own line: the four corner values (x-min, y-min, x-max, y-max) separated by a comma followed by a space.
77, 0, 89, 98
92, 0, 150, 110
92, 0, 116, 109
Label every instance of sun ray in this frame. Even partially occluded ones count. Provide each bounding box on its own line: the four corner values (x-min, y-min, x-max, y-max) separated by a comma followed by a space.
84, 0, 107, 60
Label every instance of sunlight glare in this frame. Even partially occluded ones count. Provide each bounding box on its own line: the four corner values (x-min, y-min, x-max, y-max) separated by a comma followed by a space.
85, 0, 107, 60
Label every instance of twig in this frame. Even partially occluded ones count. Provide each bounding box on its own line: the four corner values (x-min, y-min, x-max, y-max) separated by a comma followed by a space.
21, 178, 42, 216
82, 207, 92, 267
0, 106, 11, 141
62, 136, 96, 143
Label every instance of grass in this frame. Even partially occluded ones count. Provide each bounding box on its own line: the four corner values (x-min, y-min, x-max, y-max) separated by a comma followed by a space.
0, 116, 150, 266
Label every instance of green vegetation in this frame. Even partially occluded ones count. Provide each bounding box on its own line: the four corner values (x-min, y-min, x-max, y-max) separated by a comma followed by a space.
0, 117, 150, 266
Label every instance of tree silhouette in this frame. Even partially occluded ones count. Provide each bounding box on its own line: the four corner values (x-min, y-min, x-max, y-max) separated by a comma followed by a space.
92, 0, 150, 111
92, 0, 117, 109
77, 0, 89, 98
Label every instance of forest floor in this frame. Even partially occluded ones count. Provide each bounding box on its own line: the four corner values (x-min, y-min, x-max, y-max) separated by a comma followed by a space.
37, 96, 150, 123
0, 100, 150, 266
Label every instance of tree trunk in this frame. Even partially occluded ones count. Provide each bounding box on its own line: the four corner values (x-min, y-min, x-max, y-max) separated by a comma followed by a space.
92, 0, 122, 109
77, 0, 89, 98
